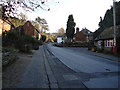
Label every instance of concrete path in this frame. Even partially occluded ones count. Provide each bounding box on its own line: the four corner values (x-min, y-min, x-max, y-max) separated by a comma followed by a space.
17, 45, 57, 88
17, 46, 48, 88
0, 41, 1, 89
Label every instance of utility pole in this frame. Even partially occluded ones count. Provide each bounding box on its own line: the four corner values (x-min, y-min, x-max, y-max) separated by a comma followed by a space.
113, 0, 116, 46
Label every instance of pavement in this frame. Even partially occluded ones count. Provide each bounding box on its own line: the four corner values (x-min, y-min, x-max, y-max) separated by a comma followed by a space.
0, 52, 2, 90
87, 50, 119, 62
64, 47, 120, 62
16, 45, 58, 88
17, 46, 49, 88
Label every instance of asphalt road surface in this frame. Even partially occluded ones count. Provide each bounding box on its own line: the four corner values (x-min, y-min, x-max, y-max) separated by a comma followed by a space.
47, 43, 120, 88
3, 44, 119, 89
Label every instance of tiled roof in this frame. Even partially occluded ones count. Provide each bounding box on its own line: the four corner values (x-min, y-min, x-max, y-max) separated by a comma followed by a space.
81, 29, 93, 36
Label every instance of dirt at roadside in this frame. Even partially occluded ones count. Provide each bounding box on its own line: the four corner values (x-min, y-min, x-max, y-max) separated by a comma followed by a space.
2, 51, 35, 88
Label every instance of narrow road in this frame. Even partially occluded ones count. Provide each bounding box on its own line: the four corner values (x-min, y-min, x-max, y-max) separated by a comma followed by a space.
47, 43, 120, 88
47, 43, 119, 73
2, 44, 120, 89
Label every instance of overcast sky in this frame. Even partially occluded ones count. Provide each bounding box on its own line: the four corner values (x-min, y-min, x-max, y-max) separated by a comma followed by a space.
26, 0, 120, 33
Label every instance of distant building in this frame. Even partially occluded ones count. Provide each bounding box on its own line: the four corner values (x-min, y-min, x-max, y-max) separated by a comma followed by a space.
57, 35, 66, 44
74, 28, 93, 43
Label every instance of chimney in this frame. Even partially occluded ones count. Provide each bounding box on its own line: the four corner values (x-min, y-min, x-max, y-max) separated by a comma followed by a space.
76, 27, 79, 33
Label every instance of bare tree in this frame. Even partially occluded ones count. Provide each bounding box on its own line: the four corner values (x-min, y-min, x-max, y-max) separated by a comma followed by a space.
0, 0, 44, 19
35, 17, 49, 33
0, 0, 59, 30
0, 0, 59, 20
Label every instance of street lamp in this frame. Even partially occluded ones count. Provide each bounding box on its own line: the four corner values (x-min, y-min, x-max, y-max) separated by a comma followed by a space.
113, 0, 116, 47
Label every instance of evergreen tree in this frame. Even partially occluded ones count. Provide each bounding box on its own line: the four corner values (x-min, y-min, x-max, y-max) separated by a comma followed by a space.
66, 14, 76, 42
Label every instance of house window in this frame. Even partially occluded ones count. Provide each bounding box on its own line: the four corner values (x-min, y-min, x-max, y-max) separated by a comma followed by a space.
108, 41, 110, 46
110, 40, 113, 47
110, 42, 112, 46
105, 40, 107, 47
98, 41, 101, 46
107, 40, 113, 47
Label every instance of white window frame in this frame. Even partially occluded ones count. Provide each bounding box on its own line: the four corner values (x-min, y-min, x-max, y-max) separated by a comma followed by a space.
106, 39, 113, 47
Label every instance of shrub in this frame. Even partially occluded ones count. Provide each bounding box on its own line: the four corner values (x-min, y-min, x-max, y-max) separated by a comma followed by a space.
54, 38, 57, 42
2, 47, 18, 67
41, 35, 46, 42
38, 40, 43, 45
2, 31, 41, 53
97, 47, 104, 53
15, 35, 38, 52
0, 45, 2, 52
2, 31, 19, 47
53, 43, 57, 46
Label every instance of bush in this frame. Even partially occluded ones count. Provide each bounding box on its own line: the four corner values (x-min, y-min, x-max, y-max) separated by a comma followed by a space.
97, 47, 104, 53
91, 46, 97, 52
55, 43, 64, 47
2, 47, 18, 67
41, 35, 46, 42
2, 31, 19, 47
53, 43, 57, 46
2, 31, 41, 53
0, 45, 2, 52
16, 35, 40, 52
38, 40, 43, 45
17, 44, 32, 53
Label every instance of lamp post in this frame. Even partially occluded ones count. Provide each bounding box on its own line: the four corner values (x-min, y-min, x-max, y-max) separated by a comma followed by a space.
113, 0, 116, 47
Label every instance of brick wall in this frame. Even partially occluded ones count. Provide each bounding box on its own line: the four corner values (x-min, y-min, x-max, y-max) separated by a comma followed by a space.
23, 21, 36, 36
0, 19, 11, 32
0, 19, 3, 36
74, 31, 86, 42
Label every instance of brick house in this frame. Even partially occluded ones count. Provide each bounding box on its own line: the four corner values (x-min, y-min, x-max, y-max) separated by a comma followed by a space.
23, 21, 41, 40
0, 19, 3, 35
23, 21, 36, 36
74, 28, 93, 43
74, 30, 86, 42
13, 21, 41, 40
0, 19, 11, 32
